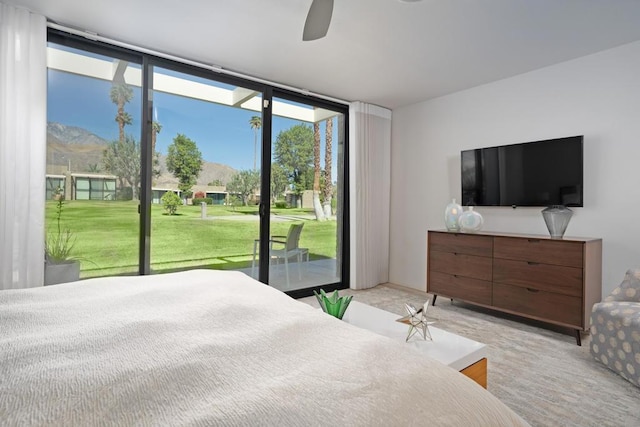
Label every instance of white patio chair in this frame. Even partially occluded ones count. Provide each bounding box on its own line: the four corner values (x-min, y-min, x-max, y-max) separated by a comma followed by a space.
269, 223, 307, 288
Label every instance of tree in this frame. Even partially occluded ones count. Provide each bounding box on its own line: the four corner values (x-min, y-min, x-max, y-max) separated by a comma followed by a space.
166, 134, 203, 197
208, 179, 224, 186
273, 123, 314, 196
110, 83, 133, 143
151, 121, 162, 153
161, 191, 181, 215
102, 135, 141, 200
312, 122, 325, 220
152, 121, 162, 178
322, 117, 333, 217
249, 116, 261, 171
270, 163, 289, 204
227, 169, 260, 206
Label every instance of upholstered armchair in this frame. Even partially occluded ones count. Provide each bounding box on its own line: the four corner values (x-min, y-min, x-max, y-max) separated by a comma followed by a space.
590, 269, 640, 387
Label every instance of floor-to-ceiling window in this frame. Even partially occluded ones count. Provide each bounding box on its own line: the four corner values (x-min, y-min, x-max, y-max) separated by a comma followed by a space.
148, 65, 263, 275
46, 38, 142, 278
45, 29, 349, 295
266, 94, 346, 292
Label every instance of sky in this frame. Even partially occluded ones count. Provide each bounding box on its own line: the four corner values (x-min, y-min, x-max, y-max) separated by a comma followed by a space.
47, 67, 340, 177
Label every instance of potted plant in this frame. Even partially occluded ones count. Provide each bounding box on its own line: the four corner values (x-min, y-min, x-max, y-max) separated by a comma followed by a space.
44, 188, 81, 285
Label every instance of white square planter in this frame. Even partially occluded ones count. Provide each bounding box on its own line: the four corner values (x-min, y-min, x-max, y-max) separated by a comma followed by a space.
44, 261, 81, 286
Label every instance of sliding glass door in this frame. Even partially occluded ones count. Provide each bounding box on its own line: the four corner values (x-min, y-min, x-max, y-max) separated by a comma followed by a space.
148, 65, 263, 275
267, 94, 346, 292
46, 29, 349, 295
46, 40, 142, 279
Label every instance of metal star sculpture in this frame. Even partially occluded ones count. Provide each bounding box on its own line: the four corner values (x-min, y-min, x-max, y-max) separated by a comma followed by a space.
396, 300, 434, 342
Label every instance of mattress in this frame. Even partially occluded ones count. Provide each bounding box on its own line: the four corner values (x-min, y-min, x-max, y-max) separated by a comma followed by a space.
0, 269, 529, 426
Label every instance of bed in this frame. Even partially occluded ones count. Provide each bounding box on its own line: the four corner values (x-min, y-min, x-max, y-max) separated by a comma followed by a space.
0, 269, 529, 426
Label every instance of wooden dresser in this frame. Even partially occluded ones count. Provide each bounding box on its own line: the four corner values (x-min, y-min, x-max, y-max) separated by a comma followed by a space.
427, 230, 602, 345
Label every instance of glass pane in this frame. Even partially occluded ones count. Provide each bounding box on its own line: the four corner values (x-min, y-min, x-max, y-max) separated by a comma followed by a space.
46, 42, 141, 279
75, 179, 89, 190
149, 66, 262, 275
269, 97, 344, 291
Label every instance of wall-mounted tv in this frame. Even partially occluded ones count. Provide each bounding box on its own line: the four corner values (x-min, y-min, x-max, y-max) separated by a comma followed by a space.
461, 136, 583, 207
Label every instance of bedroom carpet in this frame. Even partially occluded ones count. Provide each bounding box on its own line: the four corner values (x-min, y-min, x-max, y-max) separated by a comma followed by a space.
300, 284, 640, 427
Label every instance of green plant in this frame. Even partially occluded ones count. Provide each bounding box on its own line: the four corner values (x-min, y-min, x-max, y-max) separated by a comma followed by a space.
229, 195, 242, 211
275, 200, 287, 209
161, 191, 182, 215
45, 188, 76, 262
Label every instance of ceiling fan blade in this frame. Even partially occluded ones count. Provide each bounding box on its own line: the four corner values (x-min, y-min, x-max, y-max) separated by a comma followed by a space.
303, 0, 334, 41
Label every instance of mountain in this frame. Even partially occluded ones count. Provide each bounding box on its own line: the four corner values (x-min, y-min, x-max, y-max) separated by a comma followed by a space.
47, 122, 110, 146
46, 123, 109, 174
154, 155, 237, 187
46, 122, 237, 185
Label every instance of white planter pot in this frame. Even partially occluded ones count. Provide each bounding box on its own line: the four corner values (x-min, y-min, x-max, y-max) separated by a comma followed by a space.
44, 261, 80, 286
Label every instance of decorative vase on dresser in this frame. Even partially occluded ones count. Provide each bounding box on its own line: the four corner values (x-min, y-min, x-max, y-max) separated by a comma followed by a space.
426, 230, 602, 345
458, 207, 483, 232
541, 205, 573, 238
444, 199, 463, 231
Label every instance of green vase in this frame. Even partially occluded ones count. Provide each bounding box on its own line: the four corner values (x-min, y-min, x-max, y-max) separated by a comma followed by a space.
314, 289, 353, 319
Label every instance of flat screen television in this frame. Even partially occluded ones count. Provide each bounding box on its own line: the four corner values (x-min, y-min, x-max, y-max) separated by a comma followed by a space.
461, 136, 583, 207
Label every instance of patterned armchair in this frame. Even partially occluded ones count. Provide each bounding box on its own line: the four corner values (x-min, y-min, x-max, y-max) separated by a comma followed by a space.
590, 269, 640, 387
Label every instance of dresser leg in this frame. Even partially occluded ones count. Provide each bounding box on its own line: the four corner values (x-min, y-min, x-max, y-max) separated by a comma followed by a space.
575, 329, 582, 346
432, 295, 437, 306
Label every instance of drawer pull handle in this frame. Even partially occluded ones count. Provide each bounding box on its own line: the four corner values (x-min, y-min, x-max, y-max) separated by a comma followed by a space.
526, 287, 540, 293
527, 261, 539, 266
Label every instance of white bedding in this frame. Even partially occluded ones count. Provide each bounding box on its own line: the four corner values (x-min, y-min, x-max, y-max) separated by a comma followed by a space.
0, 270, 529, 426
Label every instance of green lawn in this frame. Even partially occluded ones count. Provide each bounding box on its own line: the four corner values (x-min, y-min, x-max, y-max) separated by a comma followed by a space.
46, 200, 338, 278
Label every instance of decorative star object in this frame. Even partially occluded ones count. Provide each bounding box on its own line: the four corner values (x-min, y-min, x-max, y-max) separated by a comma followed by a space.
396, 300, 434, 342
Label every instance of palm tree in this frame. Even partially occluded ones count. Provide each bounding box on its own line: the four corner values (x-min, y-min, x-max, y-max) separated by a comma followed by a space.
110, 83, 133, 143
249, 116, 262, 171
152, 121, 162, 178
322, 117, 333, 217
151, 121, 162, 154
312, 121, 325, 221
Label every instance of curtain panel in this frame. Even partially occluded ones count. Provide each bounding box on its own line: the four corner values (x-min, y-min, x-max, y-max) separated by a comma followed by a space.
0, 3, 46, 289
349, 102, 392, 290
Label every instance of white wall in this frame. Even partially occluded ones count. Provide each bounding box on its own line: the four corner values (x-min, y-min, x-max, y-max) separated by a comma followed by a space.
389, 40, 640, 297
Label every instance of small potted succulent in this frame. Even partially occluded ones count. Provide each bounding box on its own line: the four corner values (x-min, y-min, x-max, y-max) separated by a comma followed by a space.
44, 188, 80, 285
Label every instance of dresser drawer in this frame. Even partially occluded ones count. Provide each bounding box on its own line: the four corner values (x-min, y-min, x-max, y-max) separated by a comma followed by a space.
493, 237, 583, 268
493, 259, 583, 297
429, 232, 493, 257
429, 251, 492, 281
492, 283, 582, 327
428, 271, 492, 305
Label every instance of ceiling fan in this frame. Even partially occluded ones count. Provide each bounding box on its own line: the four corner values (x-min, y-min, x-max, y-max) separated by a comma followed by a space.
302, 0, 422, 41
303, 0, 334, 41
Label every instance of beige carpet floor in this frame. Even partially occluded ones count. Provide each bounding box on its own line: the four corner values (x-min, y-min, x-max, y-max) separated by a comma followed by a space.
300, 284, 640, 427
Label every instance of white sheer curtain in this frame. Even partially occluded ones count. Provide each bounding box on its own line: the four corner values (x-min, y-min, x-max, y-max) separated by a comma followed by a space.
349, 102, 392, 290
0, 3, 46, 290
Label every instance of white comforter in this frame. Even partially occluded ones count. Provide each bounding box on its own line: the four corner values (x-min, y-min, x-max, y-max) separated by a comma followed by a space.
0, 270, 528, 426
